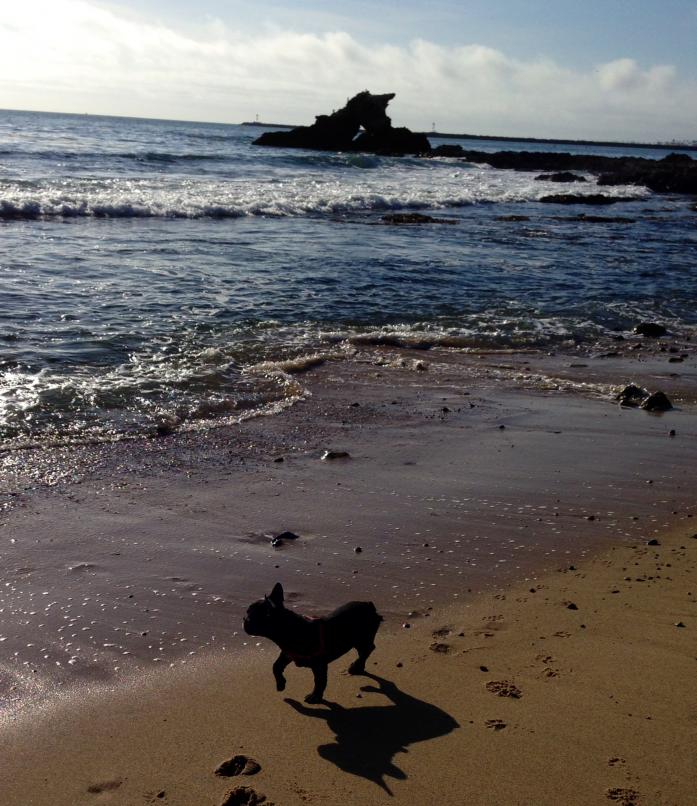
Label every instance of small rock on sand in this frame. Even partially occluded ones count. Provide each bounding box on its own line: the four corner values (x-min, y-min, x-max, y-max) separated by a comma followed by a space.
321, 450, 351, 460
641, 391, 673, 412
634, 322, 667, 337
615, 384, 649, 407
275, 531, 299, 541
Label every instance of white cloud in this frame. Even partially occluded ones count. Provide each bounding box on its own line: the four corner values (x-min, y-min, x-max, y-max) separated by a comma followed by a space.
0, 0, 695, 141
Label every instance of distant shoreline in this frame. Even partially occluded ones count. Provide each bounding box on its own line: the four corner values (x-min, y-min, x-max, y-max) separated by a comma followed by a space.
426, 130, 697, 153
241, 120, 697, 153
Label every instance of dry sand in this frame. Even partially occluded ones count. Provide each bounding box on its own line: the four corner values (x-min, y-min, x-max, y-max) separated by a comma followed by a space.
2, 344, 697, 804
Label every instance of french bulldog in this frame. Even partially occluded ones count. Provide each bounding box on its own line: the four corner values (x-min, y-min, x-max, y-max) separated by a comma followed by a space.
243, 583, 383, 703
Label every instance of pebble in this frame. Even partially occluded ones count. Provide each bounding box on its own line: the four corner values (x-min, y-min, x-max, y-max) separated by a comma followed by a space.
322, 450, 351, 460
276, 531, 299, 541
354, 546, 363, 554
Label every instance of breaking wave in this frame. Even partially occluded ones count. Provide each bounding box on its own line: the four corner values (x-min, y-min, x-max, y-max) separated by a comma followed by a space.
0, 168, 648, 221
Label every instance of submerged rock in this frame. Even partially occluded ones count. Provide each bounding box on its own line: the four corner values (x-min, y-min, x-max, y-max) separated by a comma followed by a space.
535, 171, 587, 183
381, 212, 457, 225
553, 214, 636, 224
253, 91, 431, 156
539, 194, 636, 205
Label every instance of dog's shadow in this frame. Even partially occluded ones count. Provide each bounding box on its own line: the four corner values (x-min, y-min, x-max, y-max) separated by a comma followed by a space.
285, 673, 459, 794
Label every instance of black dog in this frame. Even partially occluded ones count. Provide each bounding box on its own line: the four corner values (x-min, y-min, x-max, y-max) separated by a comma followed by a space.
243, 583, 382, 703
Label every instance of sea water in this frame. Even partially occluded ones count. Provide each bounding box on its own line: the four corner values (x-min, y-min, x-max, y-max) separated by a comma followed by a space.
1, 109, 696, 444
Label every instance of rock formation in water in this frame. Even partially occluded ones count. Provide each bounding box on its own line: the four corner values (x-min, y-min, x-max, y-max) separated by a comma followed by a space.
458, 150, 697, 195
253, 91, 431, 156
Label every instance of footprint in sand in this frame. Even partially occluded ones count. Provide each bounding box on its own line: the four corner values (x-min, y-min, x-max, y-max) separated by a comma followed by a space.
215, 755, 262, 777
219, 786, 273, 806
485, 719, 507, 731
606, 786, 639, 805
429, 641, 451, 654
87, 780, 122, 794
486, 680, 522, 698
608, 757, 626, 767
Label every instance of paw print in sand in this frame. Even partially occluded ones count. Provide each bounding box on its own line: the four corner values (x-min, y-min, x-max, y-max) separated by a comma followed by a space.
485, 680, 522, 698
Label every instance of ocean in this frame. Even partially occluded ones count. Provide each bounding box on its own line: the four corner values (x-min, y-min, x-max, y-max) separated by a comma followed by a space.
1, 109, 696, 446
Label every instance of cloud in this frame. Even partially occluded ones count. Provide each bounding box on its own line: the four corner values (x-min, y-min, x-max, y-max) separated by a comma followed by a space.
597, 58, 676, 92
1, 0, 695, 141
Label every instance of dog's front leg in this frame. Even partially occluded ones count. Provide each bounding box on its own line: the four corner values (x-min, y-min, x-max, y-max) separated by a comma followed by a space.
273, 651, 291, 692
305, 662, 328, 704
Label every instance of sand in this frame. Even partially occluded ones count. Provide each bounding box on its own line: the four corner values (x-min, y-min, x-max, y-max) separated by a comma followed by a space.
2, 343, 697, 804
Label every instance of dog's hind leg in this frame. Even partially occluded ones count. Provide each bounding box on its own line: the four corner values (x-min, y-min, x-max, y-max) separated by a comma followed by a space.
273, 651, 292, 692
305, 662, 328, 703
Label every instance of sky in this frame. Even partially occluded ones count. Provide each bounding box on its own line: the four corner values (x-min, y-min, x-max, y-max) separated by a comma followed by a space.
1, 0, 696, 141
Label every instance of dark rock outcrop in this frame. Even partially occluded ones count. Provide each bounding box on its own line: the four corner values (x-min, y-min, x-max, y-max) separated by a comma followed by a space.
431, 144, 466, 158
460, 150, 697, 196
535, 172, 587, 183
634, 322, 667, 337
254, 91, 431, 156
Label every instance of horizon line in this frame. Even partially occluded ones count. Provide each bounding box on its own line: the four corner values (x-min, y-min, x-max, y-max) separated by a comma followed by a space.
1, 106, 695, 150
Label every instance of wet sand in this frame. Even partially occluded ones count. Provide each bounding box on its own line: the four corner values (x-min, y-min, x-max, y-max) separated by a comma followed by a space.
2, 343, 697, 803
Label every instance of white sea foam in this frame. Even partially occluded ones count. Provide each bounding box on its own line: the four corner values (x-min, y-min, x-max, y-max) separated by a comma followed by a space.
0, 161, 649, 220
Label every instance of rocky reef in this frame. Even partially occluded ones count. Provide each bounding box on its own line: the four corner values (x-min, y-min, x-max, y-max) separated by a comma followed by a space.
253, 91, 431, 156
446, 148, 697, 195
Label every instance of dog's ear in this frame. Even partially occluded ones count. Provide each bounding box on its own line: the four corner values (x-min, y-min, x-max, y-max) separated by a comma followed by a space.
268, 582, 284, 607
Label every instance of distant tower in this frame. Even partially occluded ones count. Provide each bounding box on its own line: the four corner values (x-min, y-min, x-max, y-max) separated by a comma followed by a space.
431, 122, 436, 132
255, 113, 259, 123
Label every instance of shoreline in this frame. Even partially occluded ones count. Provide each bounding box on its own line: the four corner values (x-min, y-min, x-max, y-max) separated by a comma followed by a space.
2, 346, 696, 686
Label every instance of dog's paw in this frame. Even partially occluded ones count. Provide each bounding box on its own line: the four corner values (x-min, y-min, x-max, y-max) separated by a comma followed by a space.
304, 692, 322, 704
275, 678, 286, 692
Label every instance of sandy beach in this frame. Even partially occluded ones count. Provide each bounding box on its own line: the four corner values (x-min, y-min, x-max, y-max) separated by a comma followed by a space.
2, 343, 697, 805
